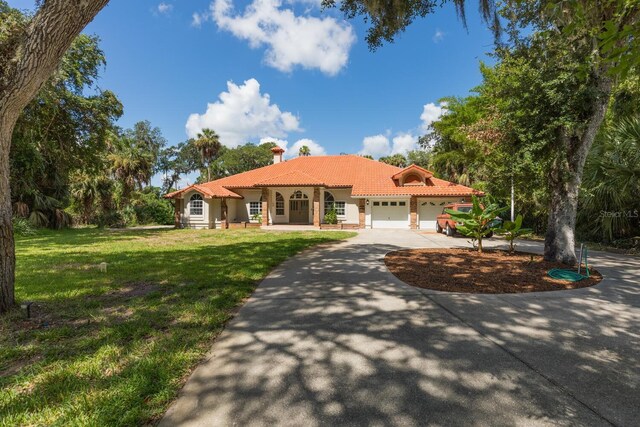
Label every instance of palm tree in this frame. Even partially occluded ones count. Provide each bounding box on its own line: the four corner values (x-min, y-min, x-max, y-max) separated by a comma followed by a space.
578, 117, 640, 242
108, 140, 154, 207
70, 172, 99, 224
193, 128, 222, 181
299, 145, 311, 157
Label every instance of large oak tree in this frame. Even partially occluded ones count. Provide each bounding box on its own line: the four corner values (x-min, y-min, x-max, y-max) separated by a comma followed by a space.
327, 0, 639, 264
1, 0, 110, 313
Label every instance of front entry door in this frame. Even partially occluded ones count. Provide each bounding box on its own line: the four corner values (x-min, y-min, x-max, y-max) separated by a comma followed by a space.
289, 199, 309, 223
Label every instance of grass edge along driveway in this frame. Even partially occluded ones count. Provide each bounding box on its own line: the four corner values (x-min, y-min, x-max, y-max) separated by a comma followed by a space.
0, 228, 355, 426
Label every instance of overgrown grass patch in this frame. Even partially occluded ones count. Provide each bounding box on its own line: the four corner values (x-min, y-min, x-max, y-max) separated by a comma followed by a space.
0, 228, 355, 426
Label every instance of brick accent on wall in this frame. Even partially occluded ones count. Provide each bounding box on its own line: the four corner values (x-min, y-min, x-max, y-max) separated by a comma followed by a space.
174, 199, 182, 228
261, 188, 269, 226
410, 196, 418, 230
358, 199, 366, 228
221, 198, 228, 229
313, 187, 320, 227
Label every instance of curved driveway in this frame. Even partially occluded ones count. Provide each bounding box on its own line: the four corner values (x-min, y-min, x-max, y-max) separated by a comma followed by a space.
161, 230, 639, 427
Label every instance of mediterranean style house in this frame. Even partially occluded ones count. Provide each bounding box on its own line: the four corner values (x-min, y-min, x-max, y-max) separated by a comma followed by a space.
164, 146, 482, 230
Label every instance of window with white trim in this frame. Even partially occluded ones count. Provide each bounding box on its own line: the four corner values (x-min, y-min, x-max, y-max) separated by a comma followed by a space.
189, 194, 204, 216
275, 192, 284, 215
249, 201, 261, 216
324, 192, 345, 217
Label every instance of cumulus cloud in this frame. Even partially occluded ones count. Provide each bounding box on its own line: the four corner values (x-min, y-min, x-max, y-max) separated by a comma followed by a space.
185, 78, 301, 147
288, 138, 326, 157
432, 29, 444, 43
420, 102, 448, 132
359, 134, 391, 158
199, 0, 356, 75
259, 137, 326, 158
391, 133, 418, 155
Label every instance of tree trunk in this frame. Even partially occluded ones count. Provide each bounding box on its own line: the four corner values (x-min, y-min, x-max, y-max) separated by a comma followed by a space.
0, 118, 16, 313
0, 0, 110, 313
544, 74, 613, 265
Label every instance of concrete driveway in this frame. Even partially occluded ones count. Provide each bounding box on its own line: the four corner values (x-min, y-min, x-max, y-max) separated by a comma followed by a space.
160, 230, 639, 427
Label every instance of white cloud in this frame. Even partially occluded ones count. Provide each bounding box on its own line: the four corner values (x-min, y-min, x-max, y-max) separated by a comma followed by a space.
206, 0, 356, 75
157, 2, 173, 15
185, 78, 301, 147
420, 102, 448, 132
359, 134, 391, 158
259, 137, 326, 158
259, 137, 289, 150
288, 138, 326, 157
432, 29, 444, 43
391, 133, 418, 155
192, 12, 207, 27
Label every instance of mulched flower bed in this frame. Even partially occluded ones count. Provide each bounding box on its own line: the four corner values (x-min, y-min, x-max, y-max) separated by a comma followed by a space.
385, 248, 602, 294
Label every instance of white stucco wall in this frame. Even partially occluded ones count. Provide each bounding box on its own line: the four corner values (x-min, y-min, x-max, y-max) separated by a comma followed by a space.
321, 188, 359, 224
181, 190, 210, 229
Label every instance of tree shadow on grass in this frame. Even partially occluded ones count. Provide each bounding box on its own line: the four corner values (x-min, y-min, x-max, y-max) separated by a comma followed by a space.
1, 233, 352, 425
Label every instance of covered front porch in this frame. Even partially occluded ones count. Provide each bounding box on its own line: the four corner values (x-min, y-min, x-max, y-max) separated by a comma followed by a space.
173, 186, 365, 229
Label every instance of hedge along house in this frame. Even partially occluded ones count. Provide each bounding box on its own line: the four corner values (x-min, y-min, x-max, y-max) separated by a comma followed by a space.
164, 146, 483, 230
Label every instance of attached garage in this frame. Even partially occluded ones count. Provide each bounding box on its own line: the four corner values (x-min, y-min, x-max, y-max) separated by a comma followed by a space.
371, 200, 409, 229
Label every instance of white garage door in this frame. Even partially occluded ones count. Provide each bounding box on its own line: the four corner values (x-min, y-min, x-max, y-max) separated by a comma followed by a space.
372, 201, 409, 229
419, 199, 458, 230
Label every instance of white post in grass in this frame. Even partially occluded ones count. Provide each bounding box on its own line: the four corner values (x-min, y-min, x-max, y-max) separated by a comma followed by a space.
510, 175, 515, 222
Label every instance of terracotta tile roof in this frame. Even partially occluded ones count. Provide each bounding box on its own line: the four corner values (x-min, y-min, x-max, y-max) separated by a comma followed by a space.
255, 170, 326, 187
165, 155, 482, 199
391, 164, 434, 180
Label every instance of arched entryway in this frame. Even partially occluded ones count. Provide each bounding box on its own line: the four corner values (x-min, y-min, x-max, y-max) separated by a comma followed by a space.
289, 190, 309, 224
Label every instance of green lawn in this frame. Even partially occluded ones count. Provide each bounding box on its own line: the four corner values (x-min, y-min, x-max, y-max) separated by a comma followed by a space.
0, 228, 355, 426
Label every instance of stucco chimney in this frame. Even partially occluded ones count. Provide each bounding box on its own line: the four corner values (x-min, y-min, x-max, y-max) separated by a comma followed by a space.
271, 146, 285, 164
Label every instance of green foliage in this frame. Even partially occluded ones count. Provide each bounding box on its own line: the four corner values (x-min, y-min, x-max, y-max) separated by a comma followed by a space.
324, 0, 499, 50
578, 117, 640, 242
496, 214, 532, 253
445, 196, 507, 253
406, 149, 430, 168
11, 216, 36, 236
379, 153, 407, 167
298, 145, 311, 156
131, 188, 174, 225
324, 208, 338, 224
208, 142, 277, 180
10, 32, 123, 229
193, 129, 221, 181
2, 228, 354, 425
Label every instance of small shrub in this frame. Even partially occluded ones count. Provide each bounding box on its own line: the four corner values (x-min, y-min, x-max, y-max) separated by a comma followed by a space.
496, 214, 532, 253
324, 208, 338, 224
446, 195, 507, 253
12, 216, 37, 236
95, 211, 125, 228
132, 189, 174, 225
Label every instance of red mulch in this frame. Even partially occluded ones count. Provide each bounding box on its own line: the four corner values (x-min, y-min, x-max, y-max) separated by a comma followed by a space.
385, 248, 602, 294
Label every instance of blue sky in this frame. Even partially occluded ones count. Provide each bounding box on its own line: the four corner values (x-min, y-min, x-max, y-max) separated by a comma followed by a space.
9, 0, 495, 160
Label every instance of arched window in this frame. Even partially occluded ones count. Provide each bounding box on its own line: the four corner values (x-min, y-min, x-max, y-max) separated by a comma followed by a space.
189, 193, 204, 216
324, 191, 335, 213
275, 192, 285, 215
290, 190, 308, 199
324, 191, 345, 217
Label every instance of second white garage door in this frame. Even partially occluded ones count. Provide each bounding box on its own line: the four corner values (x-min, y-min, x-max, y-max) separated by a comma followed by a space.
371, 201, 409, 229
419, 199, 460, 230
418, 201, 443, 230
